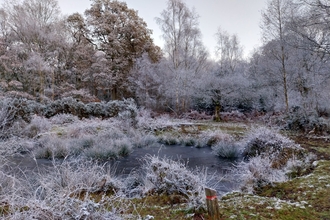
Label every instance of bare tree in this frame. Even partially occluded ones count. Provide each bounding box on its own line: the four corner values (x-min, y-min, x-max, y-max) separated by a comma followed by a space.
156, 0, 209, 113
261, 0, 295, 112
214, 28, 244, 75
289, 0, 330, 56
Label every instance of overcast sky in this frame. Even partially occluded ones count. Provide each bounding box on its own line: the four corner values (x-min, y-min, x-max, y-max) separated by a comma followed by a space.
58, 0, 267, 58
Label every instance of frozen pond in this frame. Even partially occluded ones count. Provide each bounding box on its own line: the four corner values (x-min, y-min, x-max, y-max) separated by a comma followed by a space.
114, 145, 238, 194
7, 145, 239, 195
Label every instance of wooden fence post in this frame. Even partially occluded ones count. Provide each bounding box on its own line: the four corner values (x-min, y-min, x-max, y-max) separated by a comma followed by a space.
205, 188, 220, 220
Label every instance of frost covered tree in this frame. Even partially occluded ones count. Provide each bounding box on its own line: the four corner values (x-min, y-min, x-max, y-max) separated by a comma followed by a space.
286, 0, 330, 110
84, 0, 161, 100
129, 53, 165, 109
156, 0, 209, 113
289, 0, 330, 56
250, 0, 330, 112
0, 0, 69, 100
261, 0, 294, 112
214, 28, 244, 75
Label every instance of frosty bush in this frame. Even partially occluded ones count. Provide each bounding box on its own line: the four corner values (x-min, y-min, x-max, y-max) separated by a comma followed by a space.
136, 109, 178, 132
281, 107, 330, 134
34, 136, 71, 159
242, 127, 305, 168
284, 153, 317, 179
49, 113, 79, 125
203, 130, 233, 147
0, 98, 18, 138
22, 115, 51, 138
233, 155, 288, 193
141, 155, 207, 209
233, 126, 315, 193
82, 132, 133, 160
0, 159, 125, 219
212, 140, 243, 159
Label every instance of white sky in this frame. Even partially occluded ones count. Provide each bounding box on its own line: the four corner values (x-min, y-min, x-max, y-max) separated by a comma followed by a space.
2, 0, 267, 58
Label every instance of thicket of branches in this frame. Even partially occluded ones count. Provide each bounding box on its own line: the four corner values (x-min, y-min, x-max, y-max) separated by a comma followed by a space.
0, 0, 329, 131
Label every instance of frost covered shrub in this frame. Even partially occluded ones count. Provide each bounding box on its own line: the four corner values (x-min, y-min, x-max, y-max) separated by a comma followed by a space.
158, 135, 180, 145
233, 156, 288, 193
0, 98, 19, 138
131, 132, 158, 148
278, 107, 330, 134
141, 155, 207, 208
1, 159, 125, 219
212, 140, 243, 159
82, 132, 133, 160
203, 130, 234, 147
233, 127, 315, 193
42, 97, 138, 121
49, 113, 79, 125
243, 127, 305, 168
136, 109, 177, 131
104, 99, 138, 124
284, 153, 317, 179
22, 115, 51, 138
43, 97, 88, 118
34, 136, 71, 159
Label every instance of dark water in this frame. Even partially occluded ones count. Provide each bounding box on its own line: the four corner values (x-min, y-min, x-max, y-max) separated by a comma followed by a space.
113, 145, 238, 195
6, 145, 238, 195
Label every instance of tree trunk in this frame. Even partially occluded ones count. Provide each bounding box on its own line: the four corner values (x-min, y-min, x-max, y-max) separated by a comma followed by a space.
213, 102, 221, 122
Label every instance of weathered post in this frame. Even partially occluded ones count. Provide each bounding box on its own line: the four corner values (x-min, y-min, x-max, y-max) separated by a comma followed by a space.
205, 188, 220, 220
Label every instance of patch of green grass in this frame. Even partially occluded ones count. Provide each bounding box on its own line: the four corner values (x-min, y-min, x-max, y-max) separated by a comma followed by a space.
291, 135, 330, 160
124, 194, 195, 220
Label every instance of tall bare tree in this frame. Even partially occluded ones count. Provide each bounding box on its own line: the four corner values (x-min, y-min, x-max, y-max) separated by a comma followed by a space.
261, 0, 295, 112
214, 27, 244, 75
156, 0, 208, 113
